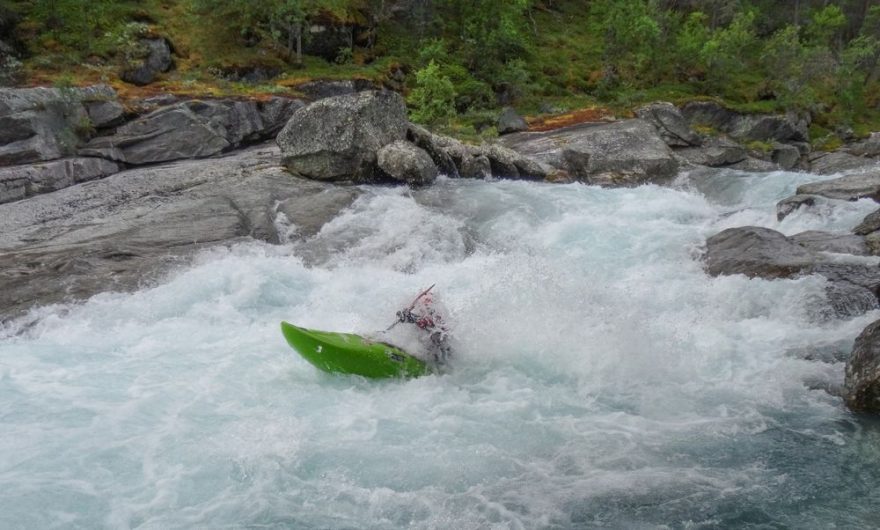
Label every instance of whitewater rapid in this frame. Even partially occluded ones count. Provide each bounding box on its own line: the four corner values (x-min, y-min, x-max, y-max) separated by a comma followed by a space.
2, 169, 880, 528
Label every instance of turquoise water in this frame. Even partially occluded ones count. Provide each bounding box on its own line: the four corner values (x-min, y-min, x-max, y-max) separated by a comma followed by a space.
2, 170, 880, 528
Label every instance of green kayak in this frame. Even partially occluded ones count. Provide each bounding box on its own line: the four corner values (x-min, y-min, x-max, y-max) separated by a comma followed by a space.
281, 322, 430, 378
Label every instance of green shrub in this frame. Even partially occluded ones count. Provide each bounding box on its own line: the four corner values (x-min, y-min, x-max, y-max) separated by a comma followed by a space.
408, 60, 457, 124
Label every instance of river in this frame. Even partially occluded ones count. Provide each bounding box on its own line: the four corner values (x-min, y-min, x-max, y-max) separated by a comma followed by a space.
2, 169, 880, 528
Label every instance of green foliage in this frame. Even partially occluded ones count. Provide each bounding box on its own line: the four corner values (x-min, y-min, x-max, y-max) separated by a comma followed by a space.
700, 10, 758, 91
407, 60, 456, 124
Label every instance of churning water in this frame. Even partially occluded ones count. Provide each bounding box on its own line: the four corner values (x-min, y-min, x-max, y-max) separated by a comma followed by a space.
2, 169, 880, 529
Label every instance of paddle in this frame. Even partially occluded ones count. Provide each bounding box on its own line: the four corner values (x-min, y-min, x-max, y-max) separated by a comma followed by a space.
383, 283, 436, 332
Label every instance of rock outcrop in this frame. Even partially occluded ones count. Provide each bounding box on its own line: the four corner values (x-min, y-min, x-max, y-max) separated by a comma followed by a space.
277, 90, 409, 182
845, 319, 880, 413
680, 101, 808, 145
500, 119, 678, 186
0, 144, 360, 322
795, 171, 880, 202
81, 98, 303, 165
635, 102, 701, 147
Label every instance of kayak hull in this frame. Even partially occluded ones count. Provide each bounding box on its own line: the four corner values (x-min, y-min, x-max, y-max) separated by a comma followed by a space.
281, 322, 429, 378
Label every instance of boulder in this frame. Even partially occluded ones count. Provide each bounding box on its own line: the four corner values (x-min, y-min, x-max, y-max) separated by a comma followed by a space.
0, 157, 119, 204
257, 97, 305, 136
807, 151, 876, 175
407, 123, 461, 177
726, 156, 780, 172
497, 107, 528, 135
777, 194, 816, 221
771, 143, 801, 170
121, 38, 173, 86
844, 319, 880, 412
635, 102, 701, 147
277, 90, 408, 182
680, 101, 738, 132
500, 119, 678, 186
854, 209, 880, 236
0, 144, 361, 322
704, 226, 816, 279
377, 140, 438, 185
85, 99, 126, 129
845, 132, 880, 158
478, 143, 547, 180
796, 171, 880, 202
790, 230, 869, 256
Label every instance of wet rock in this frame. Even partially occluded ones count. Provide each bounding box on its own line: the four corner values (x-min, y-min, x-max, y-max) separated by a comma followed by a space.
704, 226, 816, 279
407, 123, 460, 177
807, 151, 876, 175
0, 144, 361, 322
824, 280, 880, 320
500, 119, 677, 186
460, 153, 492, 179
777, 194, 816, 221
854, 209, 880, 236
377, 140, 438, 185
790, 230, 869, 256
844, 319, 880, 412
635, 102, 701, 147
796, 171, 880, 202
277, 90, 408, 182
497, 107, 528, 135
121, 38, 173, 86
0, 157, 120, 204
727, 156, 780, 173
479, 143, 547, 180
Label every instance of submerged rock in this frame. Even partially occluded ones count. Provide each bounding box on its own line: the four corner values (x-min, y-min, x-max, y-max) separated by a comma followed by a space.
777, 194, 816, 221
277, 90, 408, 182
845, 319, 880, 413
790, 230, 869, 256
704, 226, 816, 279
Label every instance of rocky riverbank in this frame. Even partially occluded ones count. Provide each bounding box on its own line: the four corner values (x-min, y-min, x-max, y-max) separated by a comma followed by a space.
2, 83, 880, 413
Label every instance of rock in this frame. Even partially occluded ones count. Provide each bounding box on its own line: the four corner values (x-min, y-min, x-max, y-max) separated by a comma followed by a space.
807, 151, 877, 175
257, 97, 305, 136
460, 153, 492, 179
377, 140, 438, 185
82, 102, 231, 164
844, 319, 880, 412
85, 99, 126, 129
676, 137, 746, 167
726, 156, 780, 172
81, 98, 291, 165
121, 38, 173, 86
854, 209, 880, 235
845, 132, 880, 158
704, 226, 816, 279
0, 144, 361, 322
295, 79, 378, 100
866, 233, 880, 255
302, 24, 355, 62
777, 194, 816, 221
790, 230, 869, 256
771, 143, 801, 170
497, 107, 528, 135
500, 119, 677, 186
796, 171, 880, 202
478, 143, 547, 180
680, 101, 738, 132
277, 90, 408, 182
680, 101, 808, 144
635, 102, 701, 147
0, 157, 119, 204
0, 86, 93, 165
128, 94, 179, 114
407, 123, 461, 177
825, 281, 880, 320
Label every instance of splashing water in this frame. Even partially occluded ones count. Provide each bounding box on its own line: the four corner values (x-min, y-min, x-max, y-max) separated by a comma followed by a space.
2, 170, 880, 529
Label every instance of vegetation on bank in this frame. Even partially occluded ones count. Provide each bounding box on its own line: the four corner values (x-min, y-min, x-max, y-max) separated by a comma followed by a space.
4, 0, 880, 143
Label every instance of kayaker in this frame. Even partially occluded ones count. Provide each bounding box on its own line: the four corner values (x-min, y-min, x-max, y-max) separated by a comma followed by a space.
396, 288, 452, 365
